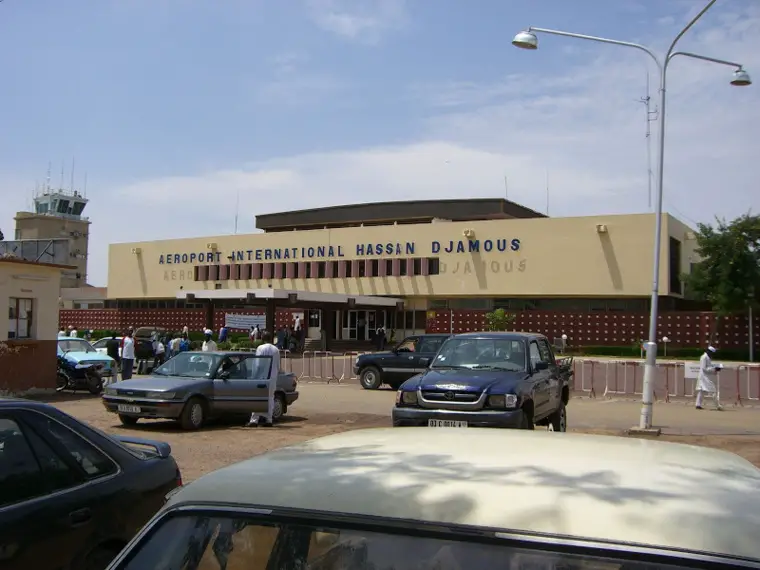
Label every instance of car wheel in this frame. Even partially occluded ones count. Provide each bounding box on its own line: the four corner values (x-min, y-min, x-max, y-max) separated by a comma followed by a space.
547, 402, 567, 432
360, 366, 383, 390
119, 414, 138, 426
180, 397, 206, 430
272, 393, 287, 422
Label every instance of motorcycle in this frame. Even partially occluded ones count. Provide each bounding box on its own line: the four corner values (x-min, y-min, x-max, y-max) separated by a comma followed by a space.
56, 356, 104, 395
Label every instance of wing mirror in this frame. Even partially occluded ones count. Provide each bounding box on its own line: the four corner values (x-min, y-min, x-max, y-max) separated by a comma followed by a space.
534, 361, 549, 371
419, 357, 430, 367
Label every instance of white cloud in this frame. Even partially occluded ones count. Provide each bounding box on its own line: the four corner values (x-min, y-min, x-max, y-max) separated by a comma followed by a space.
304, 0, 409, 44
4, 3, 759, 288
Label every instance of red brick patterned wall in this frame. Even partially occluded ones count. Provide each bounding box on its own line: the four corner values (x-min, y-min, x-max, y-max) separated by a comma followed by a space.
59, 308, 302, 332
59, 308, 758, 348
425, 310, 759, 349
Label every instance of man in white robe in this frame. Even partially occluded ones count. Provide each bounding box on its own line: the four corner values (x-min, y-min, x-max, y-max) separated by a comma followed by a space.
246, 331, 280, 427
696, 345, 722, 410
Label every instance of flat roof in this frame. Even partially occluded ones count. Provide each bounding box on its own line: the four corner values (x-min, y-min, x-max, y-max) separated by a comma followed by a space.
0, 257, 77, 270
167, 428, 760, 562
255, 198, 547, 232
177, 288, 402, 308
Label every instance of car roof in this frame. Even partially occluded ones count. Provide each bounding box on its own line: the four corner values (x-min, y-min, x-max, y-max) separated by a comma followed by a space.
166, 428, 760, 562
454, 332, 544, 340
0, 397, 53, 410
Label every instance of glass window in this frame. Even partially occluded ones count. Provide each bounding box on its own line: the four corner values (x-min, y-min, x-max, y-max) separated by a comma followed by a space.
537, 339, 553, 363
404, 311, 414, 329
417, 337, 445, 354
0, 417, 46, 507
115, 512, 700, 570
22, 420, 83, 491
57, 339, 97, 353
8, 297, 34, 340
217, 355, 273, 380
154, 352, 222, 378
529, 341, 543, 366
396, 337, 418, 352
23, 412, 117, 479
434, 338, 527, 372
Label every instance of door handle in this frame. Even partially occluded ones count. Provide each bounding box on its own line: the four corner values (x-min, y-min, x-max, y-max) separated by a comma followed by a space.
408, 356, 414, 360
257, 383, 267, 388
69, 508, 92, 527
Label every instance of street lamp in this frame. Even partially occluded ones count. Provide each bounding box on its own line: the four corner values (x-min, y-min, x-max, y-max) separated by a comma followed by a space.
512, 0, 751, 432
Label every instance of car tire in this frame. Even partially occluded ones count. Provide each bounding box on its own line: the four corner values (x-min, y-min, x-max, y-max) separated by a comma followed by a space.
547, 402, 567, 432
119, 414, 138, 426
180, 397, 206, 430
360, 366, 383, 390
272, 393, 287, 422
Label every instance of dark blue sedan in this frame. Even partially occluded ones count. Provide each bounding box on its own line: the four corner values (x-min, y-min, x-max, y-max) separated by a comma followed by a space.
0, 398, 182, 570
392, 332, 570, 431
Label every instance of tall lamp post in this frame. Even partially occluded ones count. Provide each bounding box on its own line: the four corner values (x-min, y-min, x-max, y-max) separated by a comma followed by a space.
512, 0, 751, 431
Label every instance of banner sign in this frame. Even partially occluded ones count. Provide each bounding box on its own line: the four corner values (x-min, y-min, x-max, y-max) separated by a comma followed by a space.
224, 313, 266, 330
683, 362, 702, 379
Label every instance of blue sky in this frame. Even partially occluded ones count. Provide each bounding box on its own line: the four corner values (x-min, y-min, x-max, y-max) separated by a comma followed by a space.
1, 0, 759, 286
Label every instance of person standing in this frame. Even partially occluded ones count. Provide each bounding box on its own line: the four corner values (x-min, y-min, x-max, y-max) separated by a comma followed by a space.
219, 325, 228, 343
202, 331, 218, 352
105, 334, 121, 384
696, 345, 723, 410
246, 331, 280, 428
153, 338, 166, 367
121, 331, 136, 380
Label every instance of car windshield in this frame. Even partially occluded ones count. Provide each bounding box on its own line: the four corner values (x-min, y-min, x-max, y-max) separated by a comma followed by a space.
58, 339, 97, 354
114, 512, 694, 570
431, 338, 526, 372
152, 352, 272, 379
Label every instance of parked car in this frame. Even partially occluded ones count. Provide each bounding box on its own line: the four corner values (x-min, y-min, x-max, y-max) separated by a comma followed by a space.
104, 427, 760, 569
101, 351, 299, 430
92, 336, 122, 358
0, 398, 181, 570
354, 333, 452, 390
58, 336, 117, 383
392, 332, 569, 430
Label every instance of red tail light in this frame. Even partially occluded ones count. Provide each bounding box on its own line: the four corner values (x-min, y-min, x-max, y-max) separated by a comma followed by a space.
176, 467, 183, 487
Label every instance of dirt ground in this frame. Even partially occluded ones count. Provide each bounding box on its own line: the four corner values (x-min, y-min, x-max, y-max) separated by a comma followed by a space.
48, 394, 760, 483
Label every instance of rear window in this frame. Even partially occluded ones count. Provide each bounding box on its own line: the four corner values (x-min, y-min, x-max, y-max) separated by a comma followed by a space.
113, 512, 703, 570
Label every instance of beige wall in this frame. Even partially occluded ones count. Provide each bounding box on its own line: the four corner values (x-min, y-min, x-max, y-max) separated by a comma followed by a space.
0, 262, 64, 341
108, 213, 694, 300
15, 213, 90, 287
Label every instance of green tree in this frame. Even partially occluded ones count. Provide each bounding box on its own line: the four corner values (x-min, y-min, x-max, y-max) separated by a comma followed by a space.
684, 214, 760, 315
484, 308, 517, 331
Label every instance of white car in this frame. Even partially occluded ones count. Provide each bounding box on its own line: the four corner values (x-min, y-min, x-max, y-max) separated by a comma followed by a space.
105, 428, 760, 569
92, 337, 122, 358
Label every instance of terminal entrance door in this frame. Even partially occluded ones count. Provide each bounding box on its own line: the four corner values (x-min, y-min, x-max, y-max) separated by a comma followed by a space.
345, 310, 380, 341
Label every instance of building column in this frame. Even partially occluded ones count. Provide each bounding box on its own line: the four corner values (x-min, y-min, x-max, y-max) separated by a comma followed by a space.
204, 301, 214, 331
265, 299, 276, 332
322, 309, 336, 352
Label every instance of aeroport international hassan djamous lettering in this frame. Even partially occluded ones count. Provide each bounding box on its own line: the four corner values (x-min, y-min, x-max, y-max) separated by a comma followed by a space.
157, 238, 522, 265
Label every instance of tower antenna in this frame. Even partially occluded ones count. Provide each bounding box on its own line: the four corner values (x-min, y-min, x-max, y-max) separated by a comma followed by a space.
638, 72, 659, 211
503, 175, 508, 200
234, 190, 240, 234
70, 157, 76, 192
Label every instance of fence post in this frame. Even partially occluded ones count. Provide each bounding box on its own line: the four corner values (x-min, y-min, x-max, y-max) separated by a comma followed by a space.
279, 349, 291, 374
298, 351, 313, 380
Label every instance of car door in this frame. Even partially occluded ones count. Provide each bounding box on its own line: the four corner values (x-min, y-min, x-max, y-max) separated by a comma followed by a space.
537, 338, 560, 411
415, 336, 447, 371
213, 355, 272, 415
528, 341, 552, 419
0, 411, 118, 570
384, 337, 420, 385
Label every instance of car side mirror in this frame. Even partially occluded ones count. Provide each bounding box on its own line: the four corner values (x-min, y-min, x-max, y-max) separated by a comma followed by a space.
534, 361, 549, 371
419, 357, 430, 366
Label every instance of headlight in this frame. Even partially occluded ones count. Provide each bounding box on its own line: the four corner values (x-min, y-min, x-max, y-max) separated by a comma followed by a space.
488, 394, 518, 409
104, 387, 117, 396
145, 392, 176, 400
397, 391, 417, 405
354, 357, 359, 366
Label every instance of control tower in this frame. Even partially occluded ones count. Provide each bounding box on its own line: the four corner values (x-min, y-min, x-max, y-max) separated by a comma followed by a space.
14, 189, 91, 287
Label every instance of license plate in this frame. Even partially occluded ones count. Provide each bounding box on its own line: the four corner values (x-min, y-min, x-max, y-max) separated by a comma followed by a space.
428, 419, 468, 428
117, 405, 141, 414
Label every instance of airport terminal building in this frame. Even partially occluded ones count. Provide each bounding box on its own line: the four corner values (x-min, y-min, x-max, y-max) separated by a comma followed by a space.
75, 198, 711, 348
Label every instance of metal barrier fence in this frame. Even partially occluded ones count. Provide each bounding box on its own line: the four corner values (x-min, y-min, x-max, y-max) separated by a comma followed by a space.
286, 352, 760, 404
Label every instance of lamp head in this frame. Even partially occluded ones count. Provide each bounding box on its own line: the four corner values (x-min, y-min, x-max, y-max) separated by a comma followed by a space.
731, 68, 752, 86
512, 30, 538, 50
